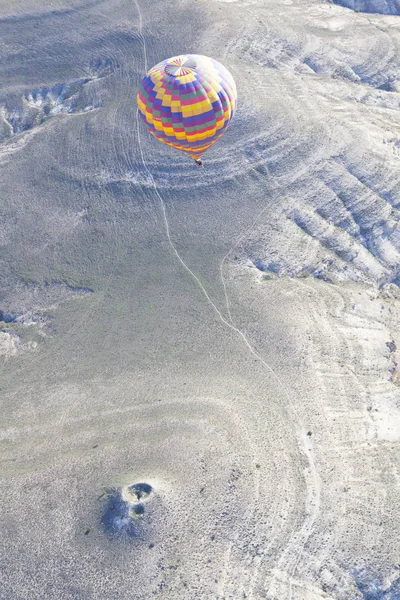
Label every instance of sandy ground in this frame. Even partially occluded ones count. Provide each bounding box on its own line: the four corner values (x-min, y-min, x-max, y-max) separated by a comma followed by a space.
1, 0, 400, 598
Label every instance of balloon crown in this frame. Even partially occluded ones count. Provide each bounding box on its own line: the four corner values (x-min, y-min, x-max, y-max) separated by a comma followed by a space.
164, 56, 197, 77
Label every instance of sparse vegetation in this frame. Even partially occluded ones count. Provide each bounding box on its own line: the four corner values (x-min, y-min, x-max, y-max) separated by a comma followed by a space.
2, 0, 400, 597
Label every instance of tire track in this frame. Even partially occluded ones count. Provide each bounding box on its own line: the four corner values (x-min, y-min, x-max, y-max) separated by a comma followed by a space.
133, 2, 321, 598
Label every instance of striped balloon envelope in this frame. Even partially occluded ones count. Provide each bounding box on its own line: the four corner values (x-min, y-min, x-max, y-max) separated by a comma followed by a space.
137, 54, 237, 166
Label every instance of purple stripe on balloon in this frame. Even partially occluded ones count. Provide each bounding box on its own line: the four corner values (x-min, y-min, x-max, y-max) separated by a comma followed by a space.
183, 110, 215, 126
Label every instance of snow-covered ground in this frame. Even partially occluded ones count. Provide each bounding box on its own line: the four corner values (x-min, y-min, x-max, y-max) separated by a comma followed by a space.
1, 0, 399, 598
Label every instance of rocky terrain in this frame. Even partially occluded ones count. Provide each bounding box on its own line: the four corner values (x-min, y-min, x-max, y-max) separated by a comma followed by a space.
1, 0, 400, 598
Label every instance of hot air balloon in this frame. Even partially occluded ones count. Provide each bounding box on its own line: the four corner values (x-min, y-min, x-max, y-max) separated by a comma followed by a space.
137, 54, 237, 167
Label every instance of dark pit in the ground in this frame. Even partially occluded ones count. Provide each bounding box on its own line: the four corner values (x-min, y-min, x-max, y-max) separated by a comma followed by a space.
100, 483, 153, 538
132, 503, 145, 516
127, 482, 153, 502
